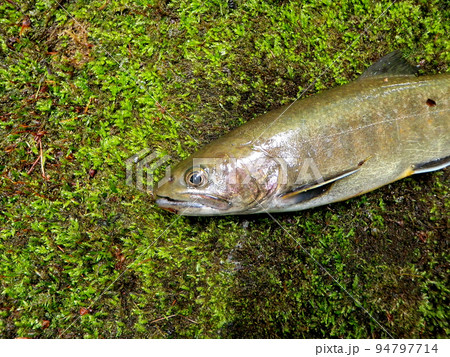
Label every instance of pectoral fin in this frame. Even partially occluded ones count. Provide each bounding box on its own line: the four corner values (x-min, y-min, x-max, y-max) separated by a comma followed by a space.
392, 156, 449, 181
412, 156, 450, 174
280, 167, 361, 204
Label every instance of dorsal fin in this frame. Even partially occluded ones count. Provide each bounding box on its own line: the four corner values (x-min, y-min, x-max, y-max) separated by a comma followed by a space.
359, 51, 418, 80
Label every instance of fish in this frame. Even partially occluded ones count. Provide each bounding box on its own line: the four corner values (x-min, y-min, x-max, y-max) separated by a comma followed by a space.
155, 51, 450, 216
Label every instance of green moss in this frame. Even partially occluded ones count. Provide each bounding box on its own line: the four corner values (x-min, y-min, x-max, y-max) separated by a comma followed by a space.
0, 0, 448, 338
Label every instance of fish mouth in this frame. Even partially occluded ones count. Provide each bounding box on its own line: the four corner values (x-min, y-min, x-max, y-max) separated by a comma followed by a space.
156, 194, 231, 214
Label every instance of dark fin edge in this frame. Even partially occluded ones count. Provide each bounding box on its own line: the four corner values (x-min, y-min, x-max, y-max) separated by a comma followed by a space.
413, 156, 450, 174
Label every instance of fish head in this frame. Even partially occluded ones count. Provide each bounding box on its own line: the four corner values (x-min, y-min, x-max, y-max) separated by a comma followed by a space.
155, 148, 281, 216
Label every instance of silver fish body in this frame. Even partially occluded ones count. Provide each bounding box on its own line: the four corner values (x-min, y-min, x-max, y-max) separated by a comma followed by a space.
156, 53, 449, 216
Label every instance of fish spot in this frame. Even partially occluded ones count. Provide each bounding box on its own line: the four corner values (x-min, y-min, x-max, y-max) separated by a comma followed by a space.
358, 156, 371, 167
426, 98, 436, 107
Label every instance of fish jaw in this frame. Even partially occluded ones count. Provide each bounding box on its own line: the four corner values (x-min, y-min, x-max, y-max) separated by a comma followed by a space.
155, 198, 230, 216
155, 196, 204, 215
155, 190, 233, 215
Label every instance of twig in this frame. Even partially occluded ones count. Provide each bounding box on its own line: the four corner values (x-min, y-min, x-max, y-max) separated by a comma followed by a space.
149, 314, 198, 325
83, 96, 93, 114
180, 316, 198, 324
39, 138, 48, 180
149, 314, 177, 324
27, 155, 41, 175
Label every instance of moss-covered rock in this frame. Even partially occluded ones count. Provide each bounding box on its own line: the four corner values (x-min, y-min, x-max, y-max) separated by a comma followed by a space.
0, 0, 448, 338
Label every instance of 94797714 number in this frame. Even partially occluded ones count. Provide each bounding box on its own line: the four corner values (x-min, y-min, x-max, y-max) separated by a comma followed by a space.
375, 344, 438, 354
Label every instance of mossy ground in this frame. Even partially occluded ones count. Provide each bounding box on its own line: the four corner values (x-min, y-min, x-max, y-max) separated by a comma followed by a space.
0, 0, 448, 338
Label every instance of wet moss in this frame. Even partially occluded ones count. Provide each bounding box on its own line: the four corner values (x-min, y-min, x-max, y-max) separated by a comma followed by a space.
0, 0, 448, 338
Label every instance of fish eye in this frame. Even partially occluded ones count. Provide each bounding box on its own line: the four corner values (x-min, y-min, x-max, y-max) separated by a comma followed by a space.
185, 168, 208, 187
